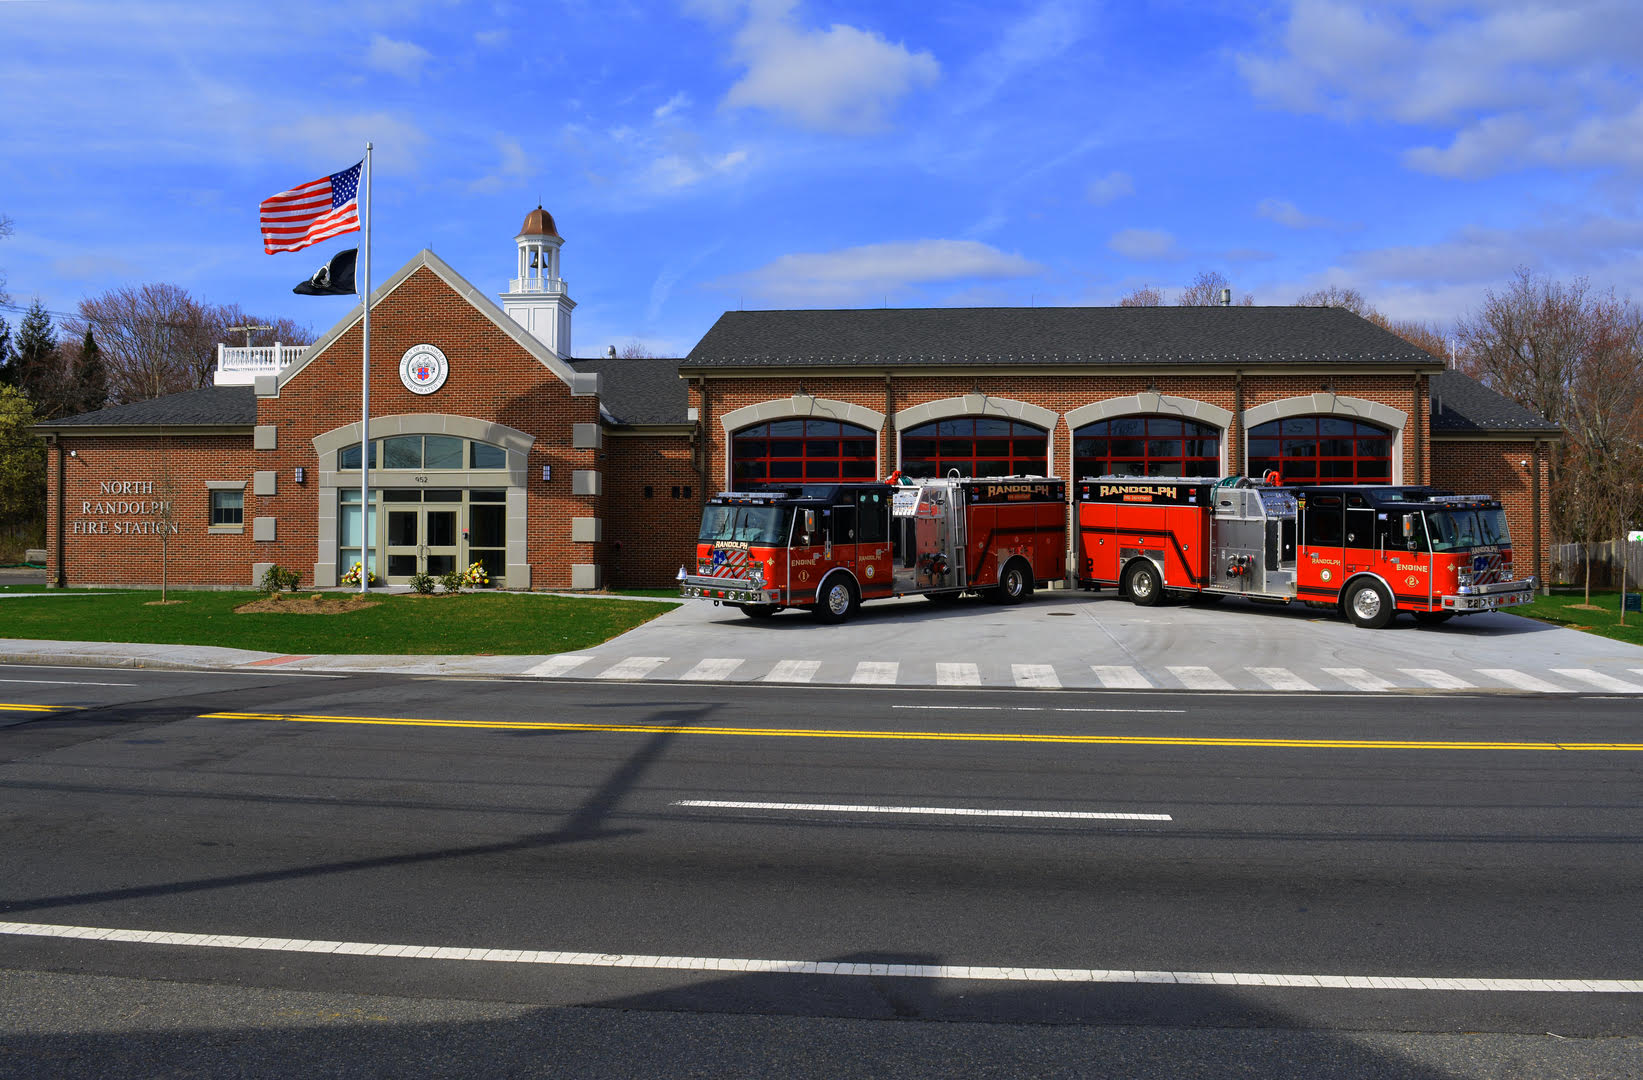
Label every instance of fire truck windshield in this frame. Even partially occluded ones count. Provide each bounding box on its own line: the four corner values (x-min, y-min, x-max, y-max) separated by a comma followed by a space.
698, 504, 795, 546
1426, 508, 1510, 552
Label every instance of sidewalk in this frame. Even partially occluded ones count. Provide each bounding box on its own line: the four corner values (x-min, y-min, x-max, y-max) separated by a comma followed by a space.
0, 638, 568, 677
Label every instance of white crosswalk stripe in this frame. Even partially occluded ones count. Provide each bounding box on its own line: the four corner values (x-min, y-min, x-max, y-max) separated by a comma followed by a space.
1248, 667, 1318, 692
1477, 668, 1572, 693
1400, 668, 1476, 690
1167, 666, 1236, 690
937, 663, 980, 686
595, 656, 669, 680
1551, 668, 1643, 693
681, 658, 744, 682
1091, 665, 1152, 689
762, 660, 820, 683
1324, 667, 1395, 693
525, 654, 595, 677
852, 661, 899, 685
1012, 664, 1061, 689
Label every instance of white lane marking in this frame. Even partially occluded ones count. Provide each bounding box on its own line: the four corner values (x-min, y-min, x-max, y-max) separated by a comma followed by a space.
851, 661, 898, 685
891, 704, 1186, 714
1552, 669, 1643, 693
681, 658, 745, 682
1477, 669, 1572, 693
595, 656, 669, 680
524, 654, 595, 678
1012, 664, 1060, 689
1323, 668, 1395, 693
1092, 665, 1153, 689
4, 921, 1636, 993
0, 678, 137, 686
1167, 666, 1235, 691
1248, 667, 1318, 692
1401, 669, 1476, 690
762, 660, 820, 684
936, 663, 980, 687
673, 800, 1172, 821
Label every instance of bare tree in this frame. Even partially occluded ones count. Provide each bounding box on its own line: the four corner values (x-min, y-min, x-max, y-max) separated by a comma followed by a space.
1295, 285, 1372, 315
1178, 270, 1253, 306
0, 213, 13, 306
1118, 285, 1163, 307
618, 341, 655, 359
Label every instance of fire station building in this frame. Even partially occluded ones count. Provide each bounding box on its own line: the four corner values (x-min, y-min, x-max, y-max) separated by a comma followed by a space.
36, 207, 1560, 591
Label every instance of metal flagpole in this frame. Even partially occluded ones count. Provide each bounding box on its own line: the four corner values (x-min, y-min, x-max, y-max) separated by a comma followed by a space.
360, 142, 372, 594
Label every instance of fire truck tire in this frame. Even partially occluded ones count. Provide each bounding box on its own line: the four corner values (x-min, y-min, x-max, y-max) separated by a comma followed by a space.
1345, 579, 1395, 629
1123, 561, 1163, 607
1412, 611, 1454, 626
994, 559, 1034, 605
739, 604, 780, 619
813, 575, 859, 623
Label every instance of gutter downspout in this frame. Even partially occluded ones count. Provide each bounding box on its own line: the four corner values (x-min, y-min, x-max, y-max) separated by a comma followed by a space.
694, 376, 710, 495
1412, 373, 1424, 484
883, 372, 894, 478
54, 437, 66, 589
1232, 370, 1245, 475
1532, 438, 1545, 595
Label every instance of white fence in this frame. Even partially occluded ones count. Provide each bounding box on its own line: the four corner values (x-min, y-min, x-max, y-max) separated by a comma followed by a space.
1550, 541, 1643, 589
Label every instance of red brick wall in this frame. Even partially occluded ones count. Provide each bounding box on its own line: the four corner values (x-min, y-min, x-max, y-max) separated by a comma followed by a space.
1432, 438, 1553, 583
601, 434, 700, 586
44, 434, 257, 587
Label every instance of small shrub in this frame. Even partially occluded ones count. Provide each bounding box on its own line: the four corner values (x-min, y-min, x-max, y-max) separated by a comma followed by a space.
440, 568, 466, 594
260, 564, 301, 595
409, 572, 436, 595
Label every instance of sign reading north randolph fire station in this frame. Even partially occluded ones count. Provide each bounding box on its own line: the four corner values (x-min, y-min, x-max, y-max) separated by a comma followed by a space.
71, 480, 179, 536
399, 343, 449, 395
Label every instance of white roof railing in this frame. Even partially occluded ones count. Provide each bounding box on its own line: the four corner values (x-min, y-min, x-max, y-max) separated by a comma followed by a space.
213, 343, 307, 385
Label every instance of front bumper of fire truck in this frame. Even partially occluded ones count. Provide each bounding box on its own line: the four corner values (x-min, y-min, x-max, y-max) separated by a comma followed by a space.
676, 567, 782, 606
1444, 577, 1536, 612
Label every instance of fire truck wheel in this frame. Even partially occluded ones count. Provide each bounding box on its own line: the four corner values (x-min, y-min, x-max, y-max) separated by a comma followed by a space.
1123, 561, 1162, 607
995, 560, 1034, 605
813, 575, 859, 623
1412, 611, 1454, 626
739, 604, 780, 619
1345, 579, 1395, 629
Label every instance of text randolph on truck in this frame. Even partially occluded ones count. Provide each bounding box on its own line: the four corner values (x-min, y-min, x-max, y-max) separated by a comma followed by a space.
677, 476, 1066, 622
1077, 476, 1534, 628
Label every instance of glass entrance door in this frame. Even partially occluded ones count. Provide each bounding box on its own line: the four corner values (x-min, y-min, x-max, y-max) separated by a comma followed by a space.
343, 487, 506, 586
385, 490, 462, 581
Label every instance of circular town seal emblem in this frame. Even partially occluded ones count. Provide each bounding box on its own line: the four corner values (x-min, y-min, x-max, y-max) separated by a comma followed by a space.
399, 344, 449, 395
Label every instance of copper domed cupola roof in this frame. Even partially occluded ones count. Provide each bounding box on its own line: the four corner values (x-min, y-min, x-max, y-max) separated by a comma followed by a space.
519, 205, 561, 239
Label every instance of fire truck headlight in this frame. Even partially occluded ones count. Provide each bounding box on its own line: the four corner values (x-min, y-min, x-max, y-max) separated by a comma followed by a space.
749, 567, 765, 587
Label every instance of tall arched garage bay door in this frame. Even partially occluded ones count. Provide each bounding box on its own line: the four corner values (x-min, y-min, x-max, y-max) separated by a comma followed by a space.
1248, 416, 1393, 484
731, 419, 879, 486
901, 417, 1048, 478
1074, 416, 1221, 478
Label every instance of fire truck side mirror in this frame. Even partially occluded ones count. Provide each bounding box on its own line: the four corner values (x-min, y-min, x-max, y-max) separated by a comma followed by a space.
803, 510, 817, 535
1402, 517, 1414, 541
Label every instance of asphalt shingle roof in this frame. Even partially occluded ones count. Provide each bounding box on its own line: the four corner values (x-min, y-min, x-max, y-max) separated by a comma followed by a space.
43, 386, 257, 428
569, 356, 689, 425
1430, 370, 1560, 433
683, 306, 1441, 368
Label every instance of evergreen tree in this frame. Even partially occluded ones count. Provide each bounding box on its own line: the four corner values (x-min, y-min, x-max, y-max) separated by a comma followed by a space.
14, 299, 65, 418
0, 315, 12, 388
72, 327, 108, 415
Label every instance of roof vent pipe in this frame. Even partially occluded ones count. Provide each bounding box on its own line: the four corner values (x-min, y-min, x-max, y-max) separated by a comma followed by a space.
606, 345, 617, 359
1219, 288, 1231, 307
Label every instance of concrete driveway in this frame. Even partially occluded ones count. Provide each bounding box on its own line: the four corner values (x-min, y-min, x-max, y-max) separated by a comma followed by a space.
530, 587, 1643, 693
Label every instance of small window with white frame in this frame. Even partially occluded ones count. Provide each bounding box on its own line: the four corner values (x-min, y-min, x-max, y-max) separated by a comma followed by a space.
208, 485, 244, 530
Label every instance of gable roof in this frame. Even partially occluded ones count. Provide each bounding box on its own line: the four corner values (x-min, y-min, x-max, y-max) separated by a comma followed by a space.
683, 305, 1444, 370
568, 356, 688, 425
34, 386, 256, 430
1430, 370, 1561, 434
276, 248, 597, 396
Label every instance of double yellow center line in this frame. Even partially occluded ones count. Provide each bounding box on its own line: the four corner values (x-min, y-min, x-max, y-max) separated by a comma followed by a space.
198, 710, 1643, 752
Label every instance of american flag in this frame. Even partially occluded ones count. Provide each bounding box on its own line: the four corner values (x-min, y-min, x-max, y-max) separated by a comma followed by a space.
259, 161, 362, 254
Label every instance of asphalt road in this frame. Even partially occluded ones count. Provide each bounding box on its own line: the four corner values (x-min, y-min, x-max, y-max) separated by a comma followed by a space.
1, 666, 1640, 1077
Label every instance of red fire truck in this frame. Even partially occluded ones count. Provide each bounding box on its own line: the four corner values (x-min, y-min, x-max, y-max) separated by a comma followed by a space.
1076, 476, 1534, 628
678, 477, 1066, 622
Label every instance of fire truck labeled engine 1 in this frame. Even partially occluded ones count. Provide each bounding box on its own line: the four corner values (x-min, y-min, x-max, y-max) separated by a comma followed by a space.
1076, 476, 1535, 628
679, 476, 1066, 622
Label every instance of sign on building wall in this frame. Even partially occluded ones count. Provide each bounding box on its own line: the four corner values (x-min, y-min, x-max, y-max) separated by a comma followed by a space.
399, 343, 449, 395
71, 480, 179, 536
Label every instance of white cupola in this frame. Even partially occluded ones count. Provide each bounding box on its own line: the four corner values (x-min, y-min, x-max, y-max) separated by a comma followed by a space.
500, 205, 575, 358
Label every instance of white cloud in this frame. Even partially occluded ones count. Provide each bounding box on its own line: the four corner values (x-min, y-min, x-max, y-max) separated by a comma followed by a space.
641, 149, 749, 191
1256, 197, 1333, 229
1237, 1, 1643, 176
267, 112, 430, 174
654, 92, 692, 120
1107, 228, 1179, 260
719, 0, 940, 133
468, 137, 533, 194
474, 29, 508, 48
1086, 171, 1134, 205
954, 0, 1086, 112
716, 239, 1042, 303
365, 34, 432, 81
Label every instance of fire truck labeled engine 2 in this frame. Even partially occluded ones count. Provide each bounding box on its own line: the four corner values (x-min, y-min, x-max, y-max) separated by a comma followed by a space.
1076, 476, 1535, 628
679, 476, 1066, 622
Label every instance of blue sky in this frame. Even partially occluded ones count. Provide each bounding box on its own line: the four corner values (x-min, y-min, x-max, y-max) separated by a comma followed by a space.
2, 0, 1640, 357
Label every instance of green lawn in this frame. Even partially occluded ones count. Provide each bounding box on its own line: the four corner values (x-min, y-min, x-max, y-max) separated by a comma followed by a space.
0, 590, 678, 655
1514, 589, 1643, 648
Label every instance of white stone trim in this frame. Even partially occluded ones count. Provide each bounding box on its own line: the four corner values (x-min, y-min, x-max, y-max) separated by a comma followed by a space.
1065, 394, 1235, 478
1242, 393, 1408, 485
892, 395, 1058, 477
252, 471, 276, 497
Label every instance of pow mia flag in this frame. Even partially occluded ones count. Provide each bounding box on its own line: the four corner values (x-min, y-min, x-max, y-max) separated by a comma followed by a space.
293, 248, 358, 295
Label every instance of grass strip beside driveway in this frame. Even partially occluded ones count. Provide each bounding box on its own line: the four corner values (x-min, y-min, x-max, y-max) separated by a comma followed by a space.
1513, 589, 1643, 648
0, 591, 677, 655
